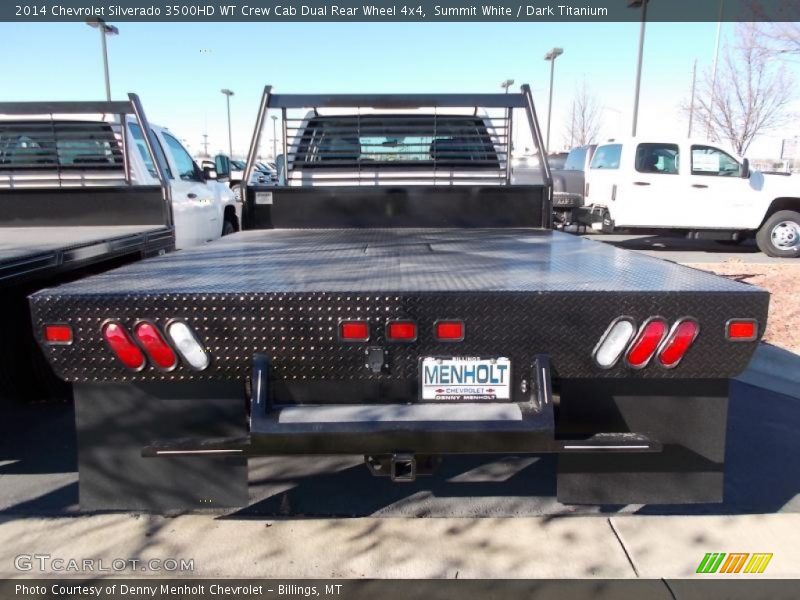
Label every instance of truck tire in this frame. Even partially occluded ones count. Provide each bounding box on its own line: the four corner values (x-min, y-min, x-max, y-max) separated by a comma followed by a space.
222, 218, 236, 236
756, 210, 800, 258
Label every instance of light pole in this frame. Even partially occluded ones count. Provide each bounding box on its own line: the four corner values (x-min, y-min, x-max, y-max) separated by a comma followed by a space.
628, 0, 648, 137
688, 59, 697, 138
544, 47, 564, 152
271, 115, 278, 159
500, 79, 515, 94
221, 89, 234, 158
86, 19, 118, 101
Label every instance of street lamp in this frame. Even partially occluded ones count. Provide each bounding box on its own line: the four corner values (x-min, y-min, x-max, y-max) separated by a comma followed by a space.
271, 115, 278, 159
221, 89, 234, 158
628, 0, 648, 137
86, 19, 119, 101
544, 47, 564, 152
500, 79, 515, 94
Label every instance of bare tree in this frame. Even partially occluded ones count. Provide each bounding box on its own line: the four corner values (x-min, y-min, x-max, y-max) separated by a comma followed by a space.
689, 23, 795, 155
564, 81, 602, 148
750, 0, 800, 55
756, 22, 800, 56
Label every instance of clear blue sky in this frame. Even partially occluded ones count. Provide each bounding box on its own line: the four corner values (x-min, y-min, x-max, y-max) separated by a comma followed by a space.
1, 21, 798, 157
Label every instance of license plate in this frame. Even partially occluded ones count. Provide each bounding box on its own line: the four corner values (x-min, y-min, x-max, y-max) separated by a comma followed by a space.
420, 357, 512, 401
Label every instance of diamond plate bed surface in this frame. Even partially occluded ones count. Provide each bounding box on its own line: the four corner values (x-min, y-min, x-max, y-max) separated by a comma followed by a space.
30, 229, 769, 384
31, 229, 764, 295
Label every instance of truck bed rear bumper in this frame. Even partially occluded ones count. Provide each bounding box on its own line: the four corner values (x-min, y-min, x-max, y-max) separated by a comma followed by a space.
142, 424, 659, 457
142, 355, 660, 458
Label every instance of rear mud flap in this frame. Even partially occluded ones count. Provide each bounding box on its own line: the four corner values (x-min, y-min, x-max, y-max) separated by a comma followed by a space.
74, 381, 248, 512
556, 379, 729, 505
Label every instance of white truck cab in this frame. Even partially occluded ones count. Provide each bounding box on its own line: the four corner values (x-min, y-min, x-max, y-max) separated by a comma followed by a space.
126, 119, 238, 248
582, 138, 800, 257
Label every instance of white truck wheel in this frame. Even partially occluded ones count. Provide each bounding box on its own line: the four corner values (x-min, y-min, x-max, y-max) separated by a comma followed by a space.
756, 210, 800, 258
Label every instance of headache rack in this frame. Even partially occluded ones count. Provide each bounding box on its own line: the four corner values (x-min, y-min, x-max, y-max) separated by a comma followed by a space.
242, 86, 551, 188
0, 95, 169, 192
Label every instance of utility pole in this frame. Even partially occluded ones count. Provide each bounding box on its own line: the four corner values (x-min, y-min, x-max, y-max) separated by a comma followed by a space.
688, 59, 697, 138
201, 134, 209, 157
570, 102, 576, 147
221, 89, 234, 158
86, 19, 119, 101
544, 48, 564, 152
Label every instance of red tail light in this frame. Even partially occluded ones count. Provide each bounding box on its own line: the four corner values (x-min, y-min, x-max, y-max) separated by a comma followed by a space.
133, 322, 177, 370
625, 318, 668, 369
657, 319, 699, 368
726, 319, 758, 342
435, 320, 464, 341
102, 322, 145, 370
43, 324, 73, 345
339, 320, 370, 342
386, 320, 417, 342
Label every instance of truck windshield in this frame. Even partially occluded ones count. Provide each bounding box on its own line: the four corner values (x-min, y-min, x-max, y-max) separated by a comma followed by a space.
563, 147, 588, 170
293, 115, 500, 169
0, 121, 123, 170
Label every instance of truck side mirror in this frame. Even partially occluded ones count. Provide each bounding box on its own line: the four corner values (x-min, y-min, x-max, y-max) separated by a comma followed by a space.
214, 155, 231, 180
741, 158, 750, 179
202, 166, 218, 180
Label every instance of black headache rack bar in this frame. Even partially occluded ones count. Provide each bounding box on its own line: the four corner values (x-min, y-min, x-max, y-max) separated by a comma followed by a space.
242, 85, 552, 190
142, 354, 661, 461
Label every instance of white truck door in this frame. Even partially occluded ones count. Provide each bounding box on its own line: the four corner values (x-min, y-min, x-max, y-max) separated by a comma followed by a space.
686, 144, 756, 229
159, 131, 220, 247
585, 143, 623, 225
616, 142, 684, 227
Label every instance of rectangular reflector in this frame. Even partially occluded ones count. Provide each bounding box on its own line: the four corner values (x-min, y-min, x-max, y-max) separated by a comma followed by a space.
435, 320, 464, 341
43, 324, 73, 344
727, 319, 757, 342
339, 321, 369, 341
386, 321, 417, 342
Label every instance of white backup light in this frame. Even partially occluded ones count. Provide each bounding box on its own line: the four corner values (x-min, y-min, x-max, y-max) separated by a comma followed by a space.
166, 321, 210, 371
593, 318, 636, 369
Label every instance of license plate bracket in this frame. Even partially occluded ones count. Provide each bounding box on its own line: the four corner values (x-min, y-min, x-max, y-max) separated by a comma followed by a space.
419, 356, 512, 402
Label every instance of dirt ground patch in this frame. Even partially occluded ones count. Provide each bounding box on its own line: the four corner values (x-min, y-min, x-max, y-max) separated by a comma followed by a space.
688, 261, 800, 354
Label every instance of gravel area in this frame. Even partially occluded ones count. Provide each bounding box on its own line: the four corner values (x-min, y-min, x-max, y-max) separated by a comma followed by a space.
688, 261, 800, 354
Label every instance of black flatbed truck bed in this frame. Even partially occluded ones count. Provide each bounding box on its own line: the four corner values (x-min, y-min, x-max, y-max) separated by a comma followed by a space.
27, 87, 770, 512
32, 227, 766, 384
0, 225, 172, 285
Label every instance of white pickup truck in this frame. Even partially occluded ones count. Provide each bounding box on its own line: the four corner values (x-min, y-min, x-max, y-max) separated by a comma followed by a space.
577, 138, 800, 258
126, 120, 239, 245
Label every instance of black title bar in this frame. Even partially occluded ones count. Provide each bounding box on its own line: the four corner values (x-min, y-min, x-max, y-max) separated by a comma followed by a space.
4, 0, 800, 22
